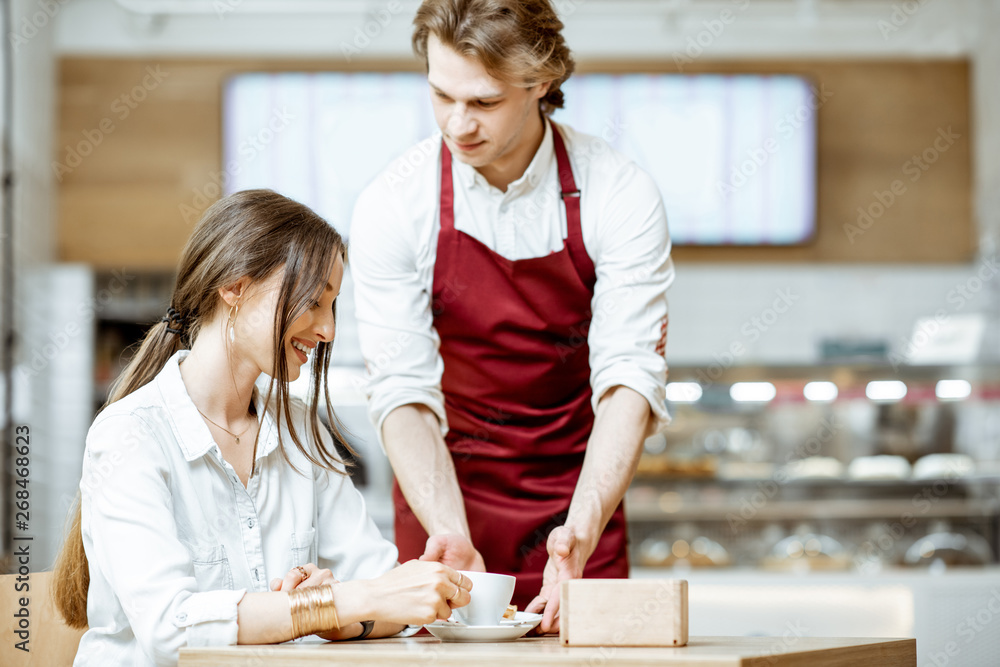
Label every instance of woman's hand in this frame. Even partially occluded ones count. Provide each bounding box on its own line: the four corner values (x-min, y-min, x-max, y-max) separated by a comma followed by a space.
271, 563, 368, 640
270, 562, 337, 592
337, 560, 472, 627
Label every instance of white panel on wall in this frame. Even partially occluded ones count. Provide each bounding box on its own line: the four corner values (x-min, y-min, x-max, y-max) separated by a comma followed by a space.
8, 0, 60, 566
28, 265, 95, 568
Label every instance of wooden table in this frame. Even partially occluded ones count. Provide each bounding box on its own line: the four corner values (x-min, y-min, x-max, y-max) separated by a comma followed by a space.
179, 635, 916, 666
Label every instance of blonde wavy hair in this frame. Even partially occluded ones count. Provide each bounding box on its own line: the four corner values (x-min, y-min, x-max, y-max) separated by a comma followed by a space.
412, 0, 576, 115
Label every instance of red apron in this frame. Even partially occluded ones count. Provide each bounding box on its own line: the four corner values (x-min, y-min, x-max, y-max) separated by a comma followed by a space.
393, 123, 629, 608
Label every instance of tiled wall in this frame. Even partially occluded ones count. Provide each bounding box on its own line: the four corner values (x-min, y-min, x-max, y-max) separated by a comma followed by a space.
666, 263, 1000, 366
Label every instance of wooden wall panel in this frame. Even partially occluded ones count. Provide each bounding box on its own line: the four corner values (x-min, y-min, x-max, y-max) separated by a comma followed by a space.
56, 58, 973, 270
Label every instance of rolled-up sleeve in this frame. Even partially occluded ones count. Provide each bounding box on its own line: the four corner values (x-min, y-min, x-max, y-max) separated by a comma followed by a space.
169, 589, 245, 647
588, 162, 675, 434
350, 177, 448, 448
82, 415, 247, 665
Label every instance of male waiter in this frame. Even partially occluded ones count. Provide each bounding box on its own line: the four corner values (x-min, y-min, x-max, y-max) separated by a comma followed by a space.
350, 0, 674, 632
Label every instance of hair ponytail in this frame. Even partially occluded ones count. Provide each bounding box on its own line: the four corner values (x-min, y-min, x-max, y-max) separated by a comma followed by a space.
107, 318, 189, 406
53, 189, 348, 628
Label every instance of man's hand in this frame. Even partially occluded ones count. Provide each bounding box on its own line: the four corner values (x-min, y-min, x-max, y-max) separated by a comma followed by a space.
524, 526, 588, 633
420, 533, 487, 572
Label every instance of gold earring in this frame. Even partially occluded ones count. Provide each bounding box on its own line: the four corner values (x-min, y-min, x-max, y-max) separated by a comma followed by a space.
228, 301, 240, 344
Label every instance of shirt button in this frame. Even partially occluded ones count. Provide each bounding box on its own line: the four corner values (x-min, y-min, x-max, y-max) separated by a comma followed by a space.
247, 518, 255, 529
176, 612, 188, 623
254, 568, 260, 580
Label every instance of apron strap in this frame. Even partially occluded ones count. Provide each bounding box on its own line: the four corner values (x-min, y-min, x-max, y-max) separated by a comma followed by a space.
439, 139, 456, 232
551, 122, 597, 291
439, 123, 596, 290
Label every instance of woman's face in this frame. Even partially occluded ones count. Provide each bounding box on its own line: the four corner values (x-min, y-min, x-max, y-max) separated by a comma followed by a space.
235, 254, 345, 382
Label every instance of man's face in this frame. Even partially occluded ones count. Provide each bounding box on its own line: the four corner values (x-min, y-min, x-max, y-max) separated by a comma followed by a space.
426, 33, 549, 169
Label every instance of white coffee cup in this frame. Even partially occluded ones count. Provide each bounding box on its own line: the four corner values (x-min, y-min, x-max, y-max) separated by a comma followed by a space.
453, 571, 516, 626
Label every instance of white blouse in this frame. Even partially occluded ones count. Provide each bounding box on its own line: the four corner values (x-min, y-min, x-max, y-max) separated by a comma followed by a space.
350, 120, 674, 446
74, 350, 398, 667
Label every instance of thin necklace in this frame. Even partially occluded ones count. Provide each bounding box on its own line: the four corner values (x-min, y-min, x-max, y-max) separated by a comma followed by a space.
195, 406, 254, 444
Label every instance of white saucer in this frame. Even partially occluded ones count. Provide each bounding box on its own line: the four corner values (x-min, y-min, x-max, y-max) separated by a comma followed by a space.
425, 611, 543, 642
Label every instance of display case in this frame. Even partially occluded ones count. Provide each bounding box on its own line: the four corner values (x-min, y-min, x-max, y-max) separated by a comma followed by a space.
630, 364, 1000, 574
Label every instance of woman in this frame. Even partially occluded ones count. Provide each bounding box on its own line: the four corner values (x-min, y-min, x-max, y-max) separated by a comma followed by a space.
54, 190, 471, 666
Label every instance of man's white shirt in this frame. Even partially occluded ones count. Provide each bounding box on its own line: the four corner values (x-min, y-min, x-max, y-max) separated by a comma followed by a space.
350, 120, 674, 445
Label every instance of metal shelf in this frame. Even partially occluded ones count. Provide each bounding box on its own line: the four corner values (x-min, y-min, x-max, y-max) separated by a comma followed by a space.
631, 473, 1000, 488
625, 497, 1000, 522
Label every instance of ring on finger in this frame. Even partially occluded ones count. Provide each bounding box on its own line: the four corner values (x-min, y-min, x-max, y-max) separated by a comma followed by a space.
294, 565, 308, 579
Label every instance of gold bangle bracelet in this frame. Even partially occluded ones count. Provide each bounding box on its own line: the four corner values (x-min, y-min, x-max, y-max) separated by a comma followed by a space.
288, 584, 340, 638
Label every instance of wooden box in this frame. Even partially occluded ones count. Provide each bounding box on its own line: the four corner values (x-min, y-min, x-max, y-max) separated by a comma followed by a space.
559, 579, 688, 647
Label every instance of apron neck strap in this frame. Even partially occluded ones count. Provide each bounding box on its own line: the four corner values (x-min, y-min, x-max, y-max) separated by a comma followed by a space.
440, 137, 456, 232
438, 120, 583, 232
550, 121, 580, 200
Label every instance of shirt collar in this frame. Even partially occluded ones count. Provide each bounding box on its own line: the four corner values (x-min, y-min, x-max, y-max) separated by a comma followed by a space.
450, 118, 555, 194
155, 350, 279, 462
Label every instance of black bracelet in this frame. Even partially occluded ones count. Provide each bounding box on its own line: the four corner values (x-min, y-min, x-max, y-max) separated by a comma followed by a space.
354, 619, 375, 640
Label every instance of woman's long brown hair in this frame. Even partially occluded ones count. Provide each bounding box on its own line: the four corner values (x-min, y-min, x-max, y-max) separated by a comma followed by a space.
52, 189, 352, 628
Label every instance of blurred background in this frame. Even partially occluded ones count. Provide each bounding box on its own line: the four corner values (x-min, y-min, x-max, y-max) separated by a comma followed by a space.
1, 0, 999, 663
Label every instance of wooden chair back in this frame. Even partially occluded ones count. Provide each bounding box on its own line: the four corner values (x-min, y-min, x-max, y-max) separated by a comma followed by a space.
0, 571, 86, 667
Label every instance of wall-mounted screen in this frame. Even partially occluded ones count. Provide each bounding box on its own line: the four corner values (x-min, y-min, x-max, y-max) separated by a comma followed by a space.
223, 72, 817, 245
